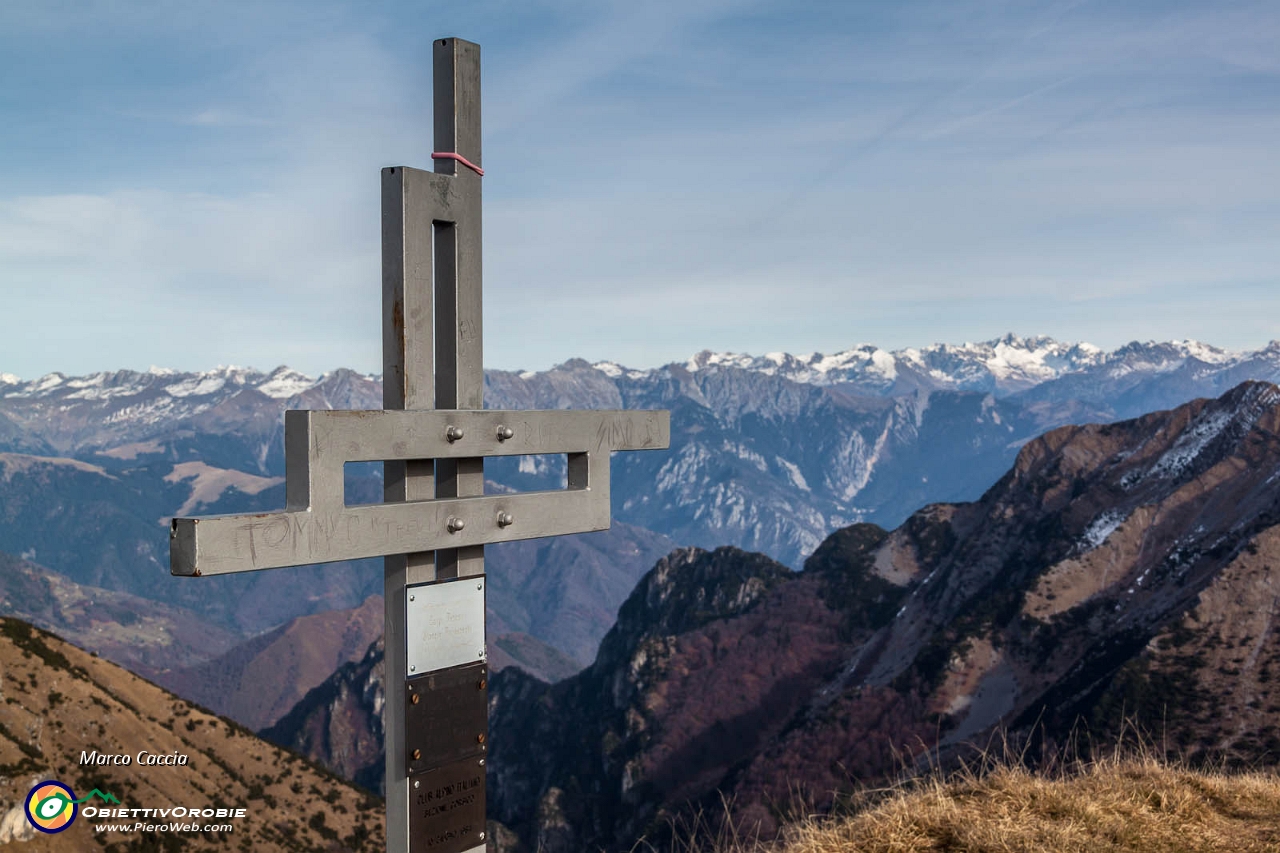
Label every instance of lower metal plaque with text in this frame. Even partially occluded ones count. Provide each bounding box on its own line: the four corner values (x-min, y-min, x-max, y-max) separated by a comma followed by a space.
409, 756, 486, 853
406, 662, 488, 775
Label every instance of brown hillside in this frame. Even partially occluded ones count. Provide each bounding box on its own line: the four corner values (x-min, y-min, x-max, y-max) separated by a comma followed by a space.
0, 550, 240, 673
154, 595, 384, 731
0, 618, 384, 851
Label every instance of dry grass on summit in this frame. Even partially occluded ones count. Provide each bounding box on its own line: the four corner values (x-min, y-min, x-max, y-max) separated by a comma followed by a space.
662, 755, 1280, 853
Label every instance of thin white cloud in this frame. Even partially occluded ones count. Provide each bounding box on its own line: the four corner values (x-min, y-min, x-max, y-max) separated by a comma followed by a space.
186, 109, 275, 127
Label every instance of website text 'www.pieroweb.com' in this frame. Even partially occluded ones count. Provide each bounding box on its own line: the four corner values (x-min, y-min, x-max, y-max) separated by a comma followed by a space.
86, 805, 243, 835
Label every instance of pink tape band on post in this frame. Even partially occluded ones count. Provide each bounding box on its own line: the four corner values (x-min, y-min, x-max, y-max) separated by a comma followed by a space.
431, 152, 484, 176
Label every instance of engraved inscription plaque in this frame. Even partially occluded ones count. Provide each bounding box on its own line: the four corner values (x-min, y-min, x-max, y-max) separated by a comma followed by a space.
409, 757, 486, 853
406, 578, 486, 675
406, 662, 488, 775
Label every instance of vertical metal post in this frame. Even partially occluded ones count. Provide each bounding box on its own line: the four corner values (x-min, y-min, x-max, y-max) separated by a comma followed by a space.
382, 170, 435, 852
382, 36, 483, 853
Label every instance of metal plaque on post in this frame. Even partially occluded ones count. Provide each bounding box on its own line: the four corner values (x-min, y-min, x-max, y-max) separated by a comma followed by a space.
406, 578, 486, 675
405, 662, 488, 775
168, 35, 669, 853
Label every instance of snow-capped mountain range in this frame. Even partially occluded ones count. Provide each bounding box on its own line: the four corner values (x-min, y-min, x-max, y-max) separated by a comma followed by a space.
0, 364, 348, 403
4, 334, 1279, 567
4, 333, 1280, 671
1, 334, 1271, 408
669, 334, 1240, 393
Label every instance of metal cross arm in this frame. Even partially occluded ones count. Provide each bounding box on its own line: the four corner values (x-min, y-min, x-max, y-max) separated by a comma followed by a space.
169, 407, 669, 576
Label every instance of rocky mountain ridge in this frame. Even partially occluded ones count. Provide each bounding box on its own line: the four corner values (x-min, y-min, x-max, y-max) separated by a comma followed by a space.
480, 380, 1280, 850
239, 380, 1280, 850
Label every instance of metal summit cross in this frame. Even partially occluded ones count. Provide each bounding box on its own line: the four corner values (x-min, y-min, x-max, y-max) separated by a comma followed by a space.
169, 38, 669, 853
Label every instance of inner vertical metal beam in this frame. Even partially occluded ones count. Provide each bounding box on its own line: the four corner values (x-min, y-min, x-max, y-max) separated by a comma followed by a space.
432, 36, 485, 582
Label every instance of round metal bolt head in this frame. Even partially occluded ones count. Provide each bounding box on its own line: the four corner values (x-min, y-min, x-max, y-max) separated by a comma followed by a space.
414, 780, 420, 789
477, 733, 486, 744
447, 517, 466, 533
478, 679, 487, 690
409, 594, 415, 602
409, 664, 416, 672
477, 582, 483, 590
496, 425, 514, 441
411, 693, 420, 705
478, 649, 485, 658
479, 832, 486, 841
478, 759, 485, 767
496, 510, 515, 528
412, 749, 421, 761
445, 425, 464, 442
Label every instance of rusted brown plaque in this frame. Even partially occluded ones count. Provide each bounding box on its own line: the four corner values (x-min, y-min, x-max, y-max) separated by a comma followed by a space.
408, 756, 486, 853
406, 661, 488, 775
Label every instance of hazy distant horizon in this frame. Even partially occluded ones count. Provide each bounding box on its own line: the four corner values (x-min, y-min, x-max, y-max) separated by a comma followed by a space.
4, 332, 1277, 383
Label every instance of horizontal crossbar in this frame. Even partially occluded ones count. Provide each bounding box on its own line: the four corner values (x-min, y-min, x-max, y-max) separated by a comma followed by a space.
172, 476, 609, 576
169, 408, 669, 577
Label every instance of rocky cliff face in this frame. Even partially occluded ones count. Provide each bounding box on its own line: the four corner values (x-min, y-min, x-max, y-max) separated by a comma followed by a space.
153, 595, 384, 731
261, 637, 388, 795
483, 381, 1280, 850
255, 623, 583, 796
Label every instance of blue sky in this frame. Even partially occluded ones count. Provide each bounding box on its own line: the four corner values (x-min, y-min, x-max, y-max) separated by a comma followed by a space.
1, 0, 1277, 378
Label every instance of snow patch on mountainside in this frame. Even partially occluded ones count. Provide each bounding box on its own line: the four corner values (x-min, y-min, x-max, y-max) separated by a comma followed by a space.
594, 361, 624, 378
258, 368, 318, 399
1147, 411, 1234, 481
1080, 510, 1129, 552
777, 458, 810, 492
165, 375, 228, 397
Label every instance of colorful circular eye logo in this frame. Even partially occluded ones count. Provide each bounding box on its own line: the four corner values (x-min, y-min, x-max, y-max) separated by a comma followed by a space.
24, 781, 77, 833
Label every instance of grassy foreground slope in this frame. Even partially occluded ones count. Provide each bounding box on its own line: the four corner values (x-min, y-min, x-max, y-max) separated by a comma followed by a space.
681, 758, 1280, 853
0, 617, 383, 852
